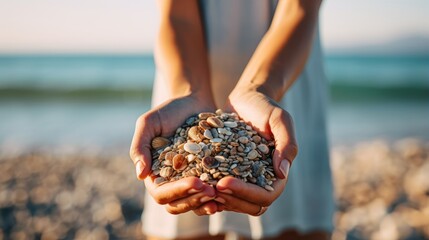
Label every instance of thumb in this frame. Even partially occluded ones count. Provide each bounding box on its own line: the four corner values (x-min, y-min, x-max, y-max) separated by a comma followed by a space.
269, 108, 298, 179
223, 98, 235, 113
129, 113, 160, 180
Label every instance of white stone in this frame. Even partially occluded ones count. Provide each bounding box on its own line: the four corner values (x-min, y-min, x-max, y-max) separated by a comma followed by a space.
184, 142, 202, 154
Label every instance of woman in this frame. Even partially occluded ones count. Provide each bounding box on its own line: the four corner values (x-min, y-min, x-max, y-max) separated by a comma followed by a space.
130, 0, 334, 239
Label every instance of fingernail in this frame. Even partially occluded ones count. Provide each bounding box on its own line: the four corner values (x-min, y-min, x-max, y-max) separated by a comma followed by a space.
200, 196, 214, 203
214, 197, 225, 204
135, 160, 144, 179
280, 160, 290, 179
218, 188, 233, 194
188, 188, 202, 194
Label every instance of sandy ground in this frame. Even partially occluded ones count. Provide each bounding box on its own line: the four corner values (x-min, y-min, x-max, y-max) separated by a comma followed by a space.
0, 138, 428, 240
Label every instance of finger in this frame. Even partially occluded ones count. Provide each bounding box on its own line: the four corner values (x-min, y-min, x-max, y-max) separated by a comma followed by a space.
269, 108, 298, 179
216, 202, 226, 212
214, 193, 262, 216
192, 201, 219, 216
216, 176, 286, 207
144, 176, 207, 205
130, 111, 162, 179
165, 186, 216, 215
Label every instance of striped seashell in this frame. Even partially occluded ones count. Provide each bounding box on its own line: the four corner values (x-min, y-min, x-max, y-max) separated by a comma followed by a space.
151, 137, 171, 149
207, 117, 224, 128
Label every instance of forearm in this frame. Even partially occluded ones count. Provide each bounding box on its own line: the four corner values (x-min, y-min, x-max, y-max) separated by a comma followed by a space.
234, 0, 322, 101
155, 0, 213, 101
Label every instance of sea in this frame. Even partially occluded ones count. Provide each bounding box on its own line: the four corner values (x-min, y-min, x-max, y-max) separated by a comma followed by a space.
0, 54, 428, 153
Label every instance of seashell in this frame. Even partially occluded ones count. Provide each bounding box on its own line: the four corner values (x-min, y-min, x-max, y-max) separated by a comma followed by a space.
202, 156, 220, 170
257, 144, 270, 154
215, 109, 223, 115
160, 167, 173, 178
158, 151, 167, 160
188, 126, 203, 141
247, 149, 259, 160
264, 185, 274, 192
238, 136, 249, 144
184, 142, 202, 154
198, 112, 216, 120
200, 172, 210, 182
203, 129, 213, 139
187, 154, 196, 162
178, 143, 185, 150
223, 121, 238, 128
164, 159, 172, 166
173, 154, 187, 171
214, 155, 226, 162
252, 135, 262, 144
213, 172, 222, 179
207, 117, 224, 128
151, 137, 171, 149
165, 152, 176, 162
230, 163, 237, 169
188, 168, 198, 176
198, 120, 212, 130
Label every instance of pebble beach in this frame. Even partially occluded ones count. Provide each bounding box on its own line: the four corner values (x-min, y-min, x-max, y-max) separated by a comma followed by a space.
0, 138, 428, 239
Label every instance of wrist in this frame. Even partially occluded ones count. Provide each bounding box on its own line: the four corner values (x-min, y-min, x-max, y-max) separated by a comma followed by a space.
190, 90, 216, 110
232, 77, 283, 102
167, 79, 215, 109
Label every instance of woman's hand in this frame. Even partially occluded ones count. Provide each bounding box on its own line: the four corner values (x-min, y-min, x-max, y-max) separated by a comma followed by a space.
144, 176, 219, 215
213, 88, 298, 215
130, 94, 219, 215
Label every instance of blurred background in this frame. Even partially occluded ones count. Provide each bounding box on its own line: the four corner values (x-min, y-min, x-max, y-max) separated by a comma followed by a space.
0, 0, 428, 239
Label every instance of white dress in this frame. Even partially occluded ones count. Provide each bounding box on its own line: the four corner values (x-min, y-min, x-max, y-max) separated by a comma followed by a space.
143, 1, 335, 239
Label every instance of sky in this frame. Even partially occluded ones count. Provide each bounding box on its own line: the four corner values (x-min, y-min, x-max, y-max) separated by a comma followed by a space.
0, 0, 428, 53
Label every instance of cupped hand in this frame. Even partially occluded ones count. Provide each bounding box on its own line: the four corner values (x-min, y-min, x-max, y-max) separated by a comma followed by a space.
144, 176, 219, 215
214, 88, 298, 215
130, 94, 218, 215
